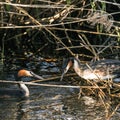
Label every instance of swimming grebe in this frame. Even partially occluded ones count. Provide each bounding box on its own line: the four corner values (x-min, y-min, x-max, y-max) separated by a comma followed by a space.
0, 69, 44, 98
61, 56, 120, 82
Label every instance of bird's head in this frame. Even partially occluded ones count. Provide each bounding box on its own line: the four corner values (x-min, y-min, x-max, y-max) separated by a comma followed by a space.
17, 69, 44, 80
60, 57, 74, 81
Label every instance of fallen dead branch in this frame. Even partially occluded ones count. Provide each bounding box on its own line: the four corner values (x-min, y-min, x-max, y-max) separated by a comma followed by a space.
0, 79, 106, 89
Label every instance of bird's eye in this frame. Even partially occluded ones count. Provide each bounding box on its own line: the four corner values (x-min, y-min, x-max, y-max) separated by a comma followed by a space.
29, 71, 33, 75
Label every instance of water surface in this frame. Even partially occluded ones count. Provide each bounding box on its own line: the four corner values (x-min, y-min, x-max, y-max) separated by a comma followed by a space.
0, 61, 120, 120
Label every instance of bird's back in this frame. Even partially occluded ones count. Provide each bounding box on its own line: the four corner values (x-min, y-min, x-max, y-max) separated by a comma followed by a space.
82, 59, 120, 81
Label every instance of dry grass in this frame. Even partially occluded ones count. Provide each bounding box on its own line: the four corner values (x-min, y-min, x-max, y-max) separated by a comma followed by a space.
0, 0, 120, 58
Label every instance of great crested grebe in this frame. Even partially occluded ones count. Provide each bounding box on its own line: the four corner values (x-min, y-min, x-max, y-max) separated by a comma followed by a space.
61, 56, 120, 82
0, 69, 44, 98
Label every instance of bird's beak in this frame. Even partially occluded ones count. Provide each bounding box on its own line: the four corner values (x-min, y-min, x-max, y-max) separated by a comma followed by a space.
60, 72, 65, 81
30, 72, 44, 80
60, 60, 73, 81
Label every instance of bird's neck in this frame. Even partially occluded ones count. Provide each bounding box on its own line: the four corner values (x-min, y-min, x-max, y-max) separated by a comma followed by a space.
73, 59, 83, 77
18, 83, 29, 97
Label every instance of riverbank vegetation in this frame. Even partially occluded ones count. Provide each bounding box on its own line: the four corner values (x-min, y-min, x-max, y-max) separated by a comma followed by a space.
0, 0, 120, 61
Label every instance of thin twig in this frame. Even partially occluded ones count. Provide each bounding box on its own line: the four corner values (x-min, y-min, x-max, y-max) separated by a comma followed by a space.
0, 80, 106, 89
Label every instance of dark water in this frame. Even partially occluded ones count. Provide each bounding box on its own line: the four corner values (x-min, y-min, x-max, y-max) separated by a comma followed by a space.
0, 61, 120, 120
